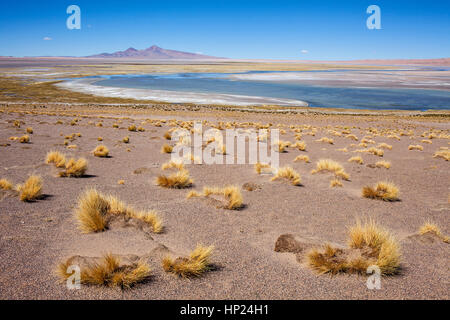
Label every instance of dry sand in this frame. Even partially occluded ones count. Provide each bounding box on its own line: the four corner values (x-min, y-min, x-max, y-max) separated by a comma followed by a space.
0, 103, 448, 300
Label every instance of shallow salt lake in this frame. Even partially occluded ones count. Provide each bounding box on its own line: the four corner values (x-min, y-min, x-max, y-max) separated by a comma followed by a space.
91, 70, 450, 110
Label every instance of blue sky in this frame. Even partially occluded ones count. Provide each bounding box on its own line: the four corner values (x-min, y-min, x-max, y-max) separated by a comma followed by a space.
0, 0, 449, 60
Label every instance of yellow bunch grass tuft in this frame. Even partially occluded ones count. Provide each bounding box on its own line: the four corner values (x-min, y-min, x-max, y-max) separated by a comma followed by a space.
254, 162, 272, 174
348, 156, 364, 164
75, 189, 109, 233
367, 147, 384, 157
307, 219, 401, 275
19, 135, 30, 143
57, 253, 151, 289
408, 145, 423, 151
202, 185, 244, 209
375, 160, 391, 169
156, 170, 193, 189
275, 140, 290, 152
46, 151, 66, 168
316, 137, 334, 144
293, 155, 310, 163
17, 175, 43, 202
75, 189, 163, 234
433, 149, 450, 161
59, 158, 88, 177
161, 144, 173, 153
291, 141, 306, 151
330, 179, 343, 187
362, 181, 399, 201
162, 245, 214, 278
377, 143, 392, 150
161, 160, 185, 171
419, 221, 449, 243
0, 178, 13, 190
93, 145, 109, 157
311, 159, 350, 181
271, 166, 301, 186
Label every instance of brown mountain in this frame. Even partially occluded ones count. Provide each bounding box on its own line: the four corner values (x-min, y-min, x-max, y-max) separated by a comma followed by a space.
87, 45, 221, 59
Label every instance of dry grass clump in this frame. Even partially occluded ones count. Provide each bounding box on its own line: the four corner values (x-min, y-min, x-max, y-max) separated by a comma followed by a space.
275, 140, 290, 152
118, 180, 125, 185
97, 137, 103, 141
291, 141, 306, 151
161, 160, 184, 171
294, 155, 310, 163
346, 134, 358, 141
348, 156, 363, 165
19, 135, 30, 143
421, 139, 432, 144
419, 222, 449, 243
375, 160, 391, 169
377, 143, 392, 150
186, 190, 201, 199
362, 181, 399, 201
330, 179, 343, 188
0, 178, 13, 190
163, 131, 172, 140
75, 189, 109, 233
93, 145, 109, 157
203, 185, 244, 209
408, 145, 423, 151
307, 219, 401, 275
132, 210, 163, 234
387, 134, 400, 140
57, 253, 151, 289
46, 151, 66, 167
75, 189, 163, 234
128, 124, 137, 132
156, 170, 193, 189
367, 147, 384, 157
161, 144, 173, 154
254, 162, 272, 174
316, 137, 334, 144
123, 136, 129, 143
17, 175, 43, 202
58, 158, 88, 177
26, 127, 33, 134
271, 166, 301, 186
433, 149, 450, 161
311, 159, 350, 181
162, 245, 214, 278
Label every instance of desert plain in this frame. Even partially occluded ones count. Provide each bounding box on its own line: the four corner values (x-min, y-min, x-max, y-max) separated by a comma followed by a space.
0, 59, 449, 300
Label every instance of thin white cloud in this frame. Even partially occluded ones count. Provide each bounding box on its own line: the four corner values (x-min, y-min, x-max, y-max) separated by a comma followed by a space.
43, 37, 52, 41
301, 49, 309, 54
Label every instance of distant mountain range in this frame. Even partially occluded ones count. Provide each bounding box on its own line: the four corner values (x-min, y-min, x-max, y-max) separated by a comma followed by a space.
87, 45, 221, 59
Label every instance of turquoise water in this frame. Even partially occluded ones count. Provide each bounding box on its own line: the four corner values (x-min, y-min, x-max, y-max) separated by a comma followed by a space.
93, 71, 450, 110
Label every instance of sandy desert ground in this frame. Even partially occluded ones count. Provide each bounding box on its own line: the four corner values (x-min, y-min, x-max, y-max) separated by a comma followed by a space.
0, 101, 449, 300
0, 58, 449, 300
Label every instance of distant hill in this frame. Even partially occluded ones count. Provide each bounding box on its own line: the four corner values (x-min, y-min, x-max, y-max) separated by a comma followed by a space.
87, 45, 221, 59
